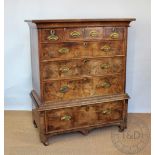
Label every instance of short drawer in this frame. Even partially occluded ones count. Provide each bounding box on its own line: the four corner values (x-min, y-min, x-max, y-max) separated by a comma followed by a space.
46, 101, 123, 133
43, 79, 84, 102
41, 42, 92, 60
92, 41, 124, 56
42, 60, 82, 79
82, 57, 125, 75
64, 28, 84, 41
41, 29, 64, 42
93, 75, 124, 96
85, 27, 104, 40
104, 27, 124, 40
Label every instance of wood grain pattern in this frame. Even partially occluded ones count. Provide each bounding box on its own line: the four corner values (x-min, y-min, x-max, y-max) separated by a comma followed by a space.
26, 18, 135, 145
46, 101, 123, 133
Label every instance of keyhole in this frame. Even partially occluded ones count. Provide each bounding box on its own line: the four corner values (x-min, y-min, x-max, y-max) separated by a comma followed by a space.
83, 42, 87, 47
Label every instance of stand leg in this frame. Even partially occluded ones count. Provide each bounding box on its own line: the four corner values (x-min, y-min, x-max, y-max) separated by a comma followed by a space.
118, 122, 125, 132
80, 129, 89, 135
40, 133, 49, 146
33, 120, 37, 128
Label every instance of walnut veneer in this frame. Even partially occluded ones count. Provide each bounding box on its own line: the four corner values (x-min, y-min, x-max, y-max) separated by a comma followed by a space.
25, 18, 135, 145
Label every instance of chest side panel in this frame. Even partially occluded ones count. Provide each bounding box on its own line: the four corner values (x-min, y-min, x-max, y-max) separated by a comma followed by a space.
29, 26, 41, 99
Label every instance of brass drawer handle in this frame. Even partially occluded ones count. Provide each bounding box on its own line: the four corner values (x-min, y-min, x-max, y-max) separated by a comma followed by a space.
61, 115, 72, 121
70, 31, 81, 38
48, 30, 59, 41
89, 30, 98, 37
102, 109, 111, 115
101, 82, 111, 88
100, 63, 110, 69
58, 48, 69, 54
97, 81, 111, 88
110, 32, 119, 39
59, 66, 70, 73
59, 85, 69, 93
100, 45, 111, 52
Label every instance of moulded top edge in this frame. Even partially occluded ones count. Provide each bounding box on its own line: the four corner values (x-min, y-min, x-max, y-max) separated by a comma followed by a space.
25, 18, 136, 23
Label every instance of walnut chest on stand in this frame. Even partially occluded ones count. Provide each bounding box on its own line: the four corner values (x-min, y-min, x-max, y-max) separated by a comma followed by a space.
25, 18, 135, 145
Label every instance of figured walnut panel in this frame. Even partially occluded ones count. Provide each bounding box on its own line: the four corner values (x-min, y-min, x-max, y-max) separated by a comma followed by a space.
41, 42, 93, 60
64, 28, 84, 41
46, 101, 123, 133
43, 75, 124, 102
92, 40, 124, 56
41, 29, 64, 42
84, 27, 104, 40
43, 79, 83, 102
82, 57, 124, 76
104, 27, 124, 40
42, 60, 82, 79
93, 75, 124, 96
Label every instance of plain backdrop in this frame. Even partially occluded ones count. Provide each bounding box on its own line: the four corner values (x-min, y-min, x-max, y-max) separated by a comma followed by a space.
4, 0, 150, 112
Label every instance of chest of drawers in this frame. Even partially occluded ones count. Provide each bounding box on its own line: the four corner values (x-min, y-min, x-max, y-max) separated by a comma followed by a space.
25, 18, 135, 145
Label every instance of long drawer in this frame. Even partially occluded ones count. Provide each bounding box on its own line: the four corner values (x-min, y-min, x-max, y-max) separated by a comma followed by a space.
42, 57, 124, 79
46, 101, 123, 133
41, 41, 124, 60
43, 75, 124, 102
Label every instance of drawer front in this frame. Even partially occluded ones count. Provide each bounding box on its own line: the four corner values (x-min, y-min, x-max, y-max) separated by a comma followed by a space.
65, 28, 84, 41
92, 41, 124, 56
43, 75, 124, 102
93, 76, 124, 96
41, 29, 64, 42
46, 101, 123, 132
42, 57, 124, 79
41, 42, 92, 60
104, 27, 124, 40
43, 79, 83, 102
85, 27, 104, 40
82, 57, 124, 76
42, 60, 82, 79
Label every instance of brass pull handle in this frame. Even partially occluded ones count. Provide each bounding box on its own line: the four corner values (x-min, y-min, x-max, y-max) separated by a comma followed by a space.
97, 81, 111, 88
70, 31, 81, 38
110, 28, 119, 39
100, 63, 110, 69
110, 32, 119, 39
48, 30, 59, 41
61, 115, 72, 121
59, 66, 70, 73
89, 30, 98, 37
100, 45, 111, 52
59, 85, 69, 93
58, 48, 69, 54
102, 109, 111, 115
102, 82, 111, 88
